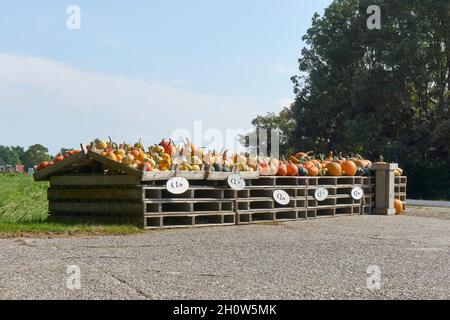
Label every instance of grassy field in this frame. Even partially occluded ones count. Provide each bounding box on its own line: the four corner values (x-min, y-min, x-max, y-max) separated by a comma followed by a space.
0, 174, 141, 237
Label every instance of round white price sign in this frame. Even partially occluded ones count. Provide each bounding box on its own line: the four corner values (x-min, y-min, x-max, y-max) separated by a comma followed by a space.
166, 177, 189, 194
273, 190, 291, 205
351, 187, 364, 200
227, 174, 246, 191
314, 187, 328, 201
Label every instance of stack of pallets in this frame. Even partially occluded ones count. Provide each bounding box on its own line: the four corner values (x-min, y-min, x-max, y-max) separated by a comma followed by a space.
143, 176, 376, 229
36, 150, 404, 229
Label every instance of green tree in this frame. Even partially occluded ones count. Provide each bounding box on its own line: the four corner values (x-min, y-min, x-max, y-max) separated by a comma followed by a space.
250, 0, 450, 199
240, 106, 296, 156
0, 146, 22, 166
11, 146, 25, 164
22, 144, 51, 169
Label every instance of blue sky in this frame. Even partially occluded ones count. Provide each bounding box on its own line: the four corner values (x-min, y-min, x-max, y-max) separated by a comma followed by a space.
0, 0, 331, 154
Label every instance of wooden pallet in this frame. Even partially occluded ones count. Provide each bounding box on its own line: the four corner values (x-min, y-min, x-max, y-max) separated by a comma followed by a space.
46, 173, 384, 229
394, 176, 407, 208
38, 147, 396, 228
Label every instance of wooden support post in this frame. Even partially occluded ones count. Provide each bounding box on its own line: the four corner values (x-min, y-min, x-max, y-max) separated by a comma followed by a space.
372, 162, 398, 215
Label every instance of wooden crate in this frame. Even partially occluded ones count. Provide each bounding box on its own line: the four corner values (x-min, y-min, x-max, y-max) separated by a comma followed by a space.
48, 175, 145, 226
45, 174, 381, 228
37, 150, 404, 229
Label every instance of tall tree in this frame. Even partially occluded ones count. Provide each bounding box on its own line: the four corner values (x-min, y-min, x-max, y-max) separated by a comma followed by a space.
22, 144, 51, 169
240, 106, 296, 156
250, 0, 450, 199
11, 146, 25, 164
0, 146, 21, 166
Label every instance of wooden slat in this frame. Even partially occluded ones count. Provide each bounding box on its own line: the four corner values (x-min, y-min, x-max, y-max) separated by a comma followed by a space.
49, 202, 143, 215
144, 210, 234, 216
204, 171, 231, 180
48, 188, 143, 200
145, 199, 232, 203
49, 215, 142, 226
87, 151, 143, 178
33, 151, 88, 181
239, 171, 260, 179
175, 171, 206, 180
141, 171, 175, 181
50, 175, 140, 186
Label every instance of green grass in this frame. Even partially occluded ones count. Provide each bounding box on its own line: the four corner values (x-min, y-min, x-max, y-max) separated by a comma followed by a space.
0, 174, 141, 237
0, 174, 49, 222
0, 222, 141, 237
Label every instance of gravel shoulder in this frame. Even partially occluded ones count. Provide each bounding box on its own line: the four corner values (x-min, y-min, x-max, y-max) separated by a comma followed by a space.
0, 207, 449, 300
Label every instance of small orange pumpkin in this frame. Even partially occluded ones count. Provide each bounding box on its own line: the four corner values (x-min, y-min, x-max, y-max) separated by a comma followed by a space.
325, 162, 342, 176
341, 160, 357, 176
304, 161, 319, 176
67, 149, 81, 156
320, 160, 330, 168
353, 159, 366, 168
54, 155, 64, 163
289, 156, 300, 164
394, 199, 404, 214
294, 152, 308, 160
311, 159, 322, 169
38, 162, 49, 170
130, 149, 140, 159
138, 162, 153, 172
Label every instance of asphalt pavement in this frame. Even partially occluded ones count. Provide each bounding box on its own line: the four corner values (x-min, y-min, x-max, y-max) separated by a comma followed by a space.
0, 207, 449, 300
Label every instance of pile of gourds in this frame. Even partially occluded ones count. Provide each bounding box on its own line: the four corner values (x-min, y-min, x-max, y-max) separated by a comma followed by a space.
90, 138, 255, 173
287, 151, 373, 177
37, 138, 403, 177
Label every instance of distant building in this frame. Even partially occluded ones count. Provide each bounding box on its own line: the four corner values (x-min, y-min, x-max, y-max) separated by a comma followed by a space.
0, 156, 24, 173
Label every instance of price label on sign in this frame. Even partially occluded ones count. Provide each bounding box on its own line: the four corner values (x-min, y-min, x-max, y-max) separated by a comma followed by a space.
166, 177, 189, 194
351, 187, 364, 200
273, 190, 290, 205
314, 187, 328, 201
227, 174, 246, 191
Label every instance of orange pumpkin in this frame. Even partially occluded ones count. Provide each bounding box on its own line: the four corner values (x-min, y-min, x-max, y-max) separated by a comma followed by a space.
320, 160, 330, 168
67, 149, 81, 156
130, 149, 140, 159
341, 160, 357, 176
353, 159, 365, 168
54, 155, 64, 163
286, 162, 299, 176
325, 162, 342, 176
38, 162, 49, 170
304, 161, 319, 176
307, 166, 319, 176
311, 159, 322, 169
138, 162, 153, 172
394, 199, 404, 214
294, 152, 308, 160
289, 155, 300, 164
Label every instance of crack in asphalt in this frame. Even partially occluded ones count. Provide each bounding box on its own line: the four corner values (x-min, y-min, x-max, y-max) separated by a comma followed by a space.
61, 256, 138, 260
62, 243, 191, 249
54, 245, 152, 299
97, 268, 152, 299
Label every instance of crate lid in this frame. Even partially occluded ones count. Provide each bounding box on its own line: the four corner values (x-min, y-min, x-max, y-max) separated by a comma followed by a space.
33, 149, 142, 181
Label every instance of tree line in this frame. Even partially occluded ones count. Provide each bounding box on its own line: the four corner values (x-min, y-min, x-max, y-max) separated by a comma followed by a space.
0, 144, 53, 169
249, 0, 449, 199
